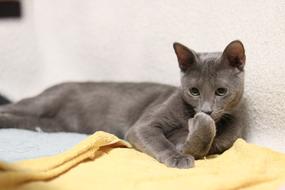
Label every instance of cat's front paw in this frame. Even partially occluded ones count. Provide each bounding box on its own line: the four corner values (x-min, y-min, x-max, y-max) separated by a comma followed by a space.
183, 112, 216, 159
164, 153, 194, 169
189, 112, 216, 141
191, 112, 215, 129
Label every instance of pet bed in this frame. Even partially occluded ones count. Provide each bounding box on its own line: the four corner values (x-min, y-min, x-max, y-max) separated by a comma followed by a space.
0, 130, 285, 190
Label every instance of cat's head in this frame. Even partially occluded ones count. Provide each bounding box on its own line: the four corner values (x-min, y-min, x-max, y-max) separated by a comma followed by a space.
173, 40, 246, 121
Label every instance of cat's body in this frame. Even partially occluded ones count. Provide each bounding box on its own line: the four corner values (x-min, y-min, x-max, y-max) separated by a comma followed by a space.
0, 40, 246, 168
0, 82, 178, 137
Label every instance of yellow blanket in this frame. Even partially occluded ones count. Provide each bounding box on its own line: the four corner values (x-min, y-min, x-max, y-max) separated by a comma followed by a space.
0, 131, 285, 190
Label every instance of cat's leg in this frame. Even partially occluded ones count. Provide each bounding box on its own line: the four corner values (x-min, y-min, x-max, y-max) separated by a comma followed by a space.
125, 124, 194, 169
178, 112, 216, 159
0, 83, 72, 117
0, 95, 59, 117
0, 87, 65, 131
0, 112, 63, 132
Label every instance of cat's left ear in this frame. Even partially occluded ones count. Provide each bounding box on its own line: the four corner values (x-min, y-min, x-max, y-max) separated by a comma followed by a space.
222, 40, 246, 71
173, 42, 196, 72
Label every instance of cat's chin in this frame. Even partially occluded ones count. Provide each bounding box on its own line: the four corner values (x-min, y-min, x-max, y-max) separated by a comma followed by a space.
212, 117, 221, 122
211, 113, 224, 122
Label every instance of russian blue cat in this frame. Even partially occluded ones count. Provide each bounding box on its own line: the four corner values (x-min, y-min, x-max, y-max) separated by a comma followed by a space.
0, 40, 246, 168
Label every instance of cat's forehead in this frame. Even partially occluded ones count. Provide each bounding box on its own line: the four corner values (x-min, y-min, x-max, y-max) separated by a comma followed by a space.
197, 52, 222, 64
186, 52, 223, 75
183, 51, 235, 81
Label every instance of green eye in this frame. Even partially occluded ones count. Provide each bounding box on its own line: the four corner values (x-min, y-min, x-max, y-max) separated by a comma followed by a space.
189, 88, 200, 96
215, 88, 228, 96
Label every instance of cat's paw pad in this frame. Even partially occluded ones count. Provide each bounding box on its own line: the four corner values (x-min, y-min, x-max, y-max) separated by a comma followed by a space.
193, 112, 215, 127
189, 112, 216, 136
184, 112, 216, 159
164, 154, 194, 169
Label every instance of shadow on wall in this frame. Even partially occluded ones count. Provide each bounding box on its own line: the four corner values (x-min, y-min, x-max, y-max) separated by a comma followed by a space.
240, 97, 250, 141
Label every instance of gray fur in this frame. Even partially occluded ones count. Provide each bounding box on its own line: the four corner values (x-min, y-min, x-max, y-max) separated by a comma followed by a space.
0, 40, 246, 168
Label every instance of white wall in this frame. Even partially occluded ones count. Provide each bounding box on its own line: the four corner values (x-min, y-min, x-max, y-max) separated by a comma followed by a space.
0, 0, 285, 151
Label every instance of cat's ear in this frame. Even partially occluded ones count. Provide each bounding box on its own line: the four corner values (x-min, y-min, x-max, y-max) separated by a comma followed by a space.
222, 40, 246, 71
173, 42, 196, 72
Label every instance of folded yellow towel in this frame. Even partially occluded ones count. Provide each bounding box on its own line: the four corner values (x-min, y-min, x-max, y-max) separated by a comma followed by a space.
0, 131, 285, 190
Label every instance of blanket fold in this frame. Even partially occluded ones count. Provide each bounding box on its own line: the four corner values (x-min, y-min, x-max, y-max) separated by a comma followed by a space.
0, 131, 284, 190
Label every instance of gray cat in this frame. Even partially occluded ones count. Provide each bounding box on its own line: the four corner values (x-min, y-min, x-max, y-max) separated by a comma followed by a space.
0, 40, 246, 168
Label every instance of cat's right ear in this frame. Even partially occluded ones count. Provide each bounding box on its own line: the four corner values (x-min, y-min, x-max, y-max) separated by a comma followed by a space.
222, 40, 246, 71
173, 42, 196, 72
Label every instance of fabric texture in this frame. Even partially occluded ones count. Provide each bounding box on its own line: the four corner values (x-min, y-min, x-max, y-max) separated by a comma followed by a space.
0, 131, 285, 190
0, 129, 87, 162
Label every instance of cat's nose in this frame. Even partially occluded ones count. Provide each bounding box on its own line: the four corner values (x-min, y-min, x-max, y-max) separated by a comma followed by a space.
202, 110, 213, 115
200, 102, 213, 116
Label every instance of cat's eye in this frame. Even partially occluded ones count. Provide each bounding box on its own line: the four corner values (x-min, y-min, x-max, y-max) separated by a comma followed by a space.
215, 88, 228, 96
189, 88, 200, 96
